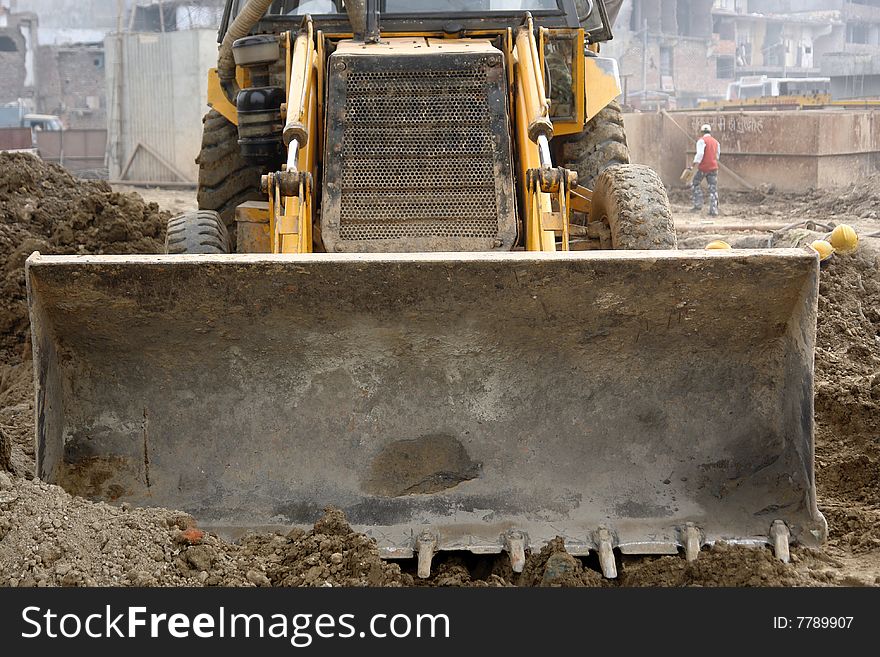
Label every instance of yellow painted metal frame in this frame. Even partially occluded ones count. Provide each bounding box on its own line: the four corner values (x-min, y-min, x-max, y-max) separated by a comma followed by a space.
697, 94, 837, 110
584, 56, 622, 121
513, 23, 553, 251
512, 17, 577, 252
225, 21, 609, 255
268, 23, 320, 254
206, 67, 252, 126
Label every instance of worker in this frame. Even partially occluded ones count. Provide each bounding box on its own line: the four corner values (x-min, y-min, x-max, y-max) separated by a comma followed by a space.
689, 124, 720, 216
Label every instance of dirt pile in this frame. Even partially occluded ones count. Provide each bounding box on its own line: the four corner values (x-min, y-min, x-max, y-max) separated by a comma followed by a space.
813, 247, 880, 563
0, 363, 33, 477
264, 509, 412, 587
672, 174, 880, 225
618, 543, 829, 587
815, 249, 880, 440
0, 152, 166, 363
0, 480, 414, 588
517, 538, 605, 587
407, 537, 607, 588
0, 477, 263, 587
806, 175, 880, 221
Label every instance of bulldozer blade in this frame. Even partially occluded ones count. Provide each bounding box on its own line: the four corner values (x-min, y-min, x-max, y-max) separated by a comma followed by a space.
26, 250, 826, 561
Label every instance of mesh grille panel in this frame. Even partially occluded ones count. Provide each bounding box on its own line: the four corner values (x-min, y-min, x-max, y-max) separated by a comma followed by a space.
338, 65, 500, 242
342, 126, 494, 157
347, 69, 487, 94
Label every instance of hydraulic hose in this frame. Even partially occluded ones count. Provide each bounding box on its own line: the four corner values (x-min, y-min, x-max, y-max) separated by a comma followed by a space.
217, 0, 275, 101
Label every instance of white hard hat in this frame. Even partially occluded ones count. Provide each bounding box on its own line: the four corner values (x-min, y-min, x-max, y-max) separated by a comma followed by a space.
701, 124, 712, 132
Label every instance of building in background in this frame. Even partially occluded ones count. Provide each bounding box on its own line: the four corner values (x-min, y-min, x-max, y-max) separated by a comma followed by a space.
809, 0, 880, 99
1, 0, 129, 44
605, 0, 724, 109
35, 42, 108, 129
0, 6, 38, 106
0, 0, 127, 128
606, 0, 880, 109
128, 0, 224, 31
0, 0, 223, 130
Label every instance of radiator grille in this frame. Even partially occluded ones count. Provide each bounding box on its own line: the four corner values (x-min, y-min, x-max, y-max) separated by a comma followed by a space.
338, 66, 501, 242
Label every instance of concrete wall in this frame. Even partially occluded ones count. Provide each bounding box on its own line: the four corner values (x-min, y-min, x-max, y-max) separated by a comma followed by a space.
0, 126, 33, 150
105, 29, 216, 183
624, 108, 880, 191
36, 44, 107, 129
36, 128, 108, 173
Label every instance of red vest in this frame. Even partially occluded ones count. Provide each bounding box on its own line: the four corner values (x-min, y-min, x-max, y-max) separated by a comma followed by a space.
699, 135, 719, 173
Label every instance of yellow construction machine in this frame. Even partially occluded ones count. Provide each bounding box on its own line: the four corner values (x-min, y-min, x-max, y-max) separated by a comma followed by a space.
26, 0, 825, 578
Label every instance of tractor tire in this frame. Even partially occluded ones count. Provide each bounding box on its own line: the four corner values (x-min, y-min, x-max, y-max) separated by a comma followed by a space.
196, 110, 265, 232
164, 210, 230, 254
559, 100, 630, 190
591, 164, 677, 250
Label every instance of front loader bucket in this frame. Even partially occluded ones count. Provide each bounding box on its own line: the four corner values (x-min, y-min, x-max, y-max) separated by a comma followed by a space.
26, 250, 826, 565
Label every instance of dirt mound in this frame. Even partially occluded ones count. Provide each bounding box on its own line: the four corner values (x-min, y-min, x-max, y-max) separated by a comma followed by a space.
805, 175, 880, 221
815, 249, 880, 440
517, 538, 605, 587
0, 363, 33, 477
812, 246, 880, 570
0, 481, 413, 588
618, 543, 828, 587
417, 555, 512, 587
0, 477, 264, 587
821, 504, 880, 555
264, 508, 412, 587
413, 537, 607, 587
0, 152, 166, 363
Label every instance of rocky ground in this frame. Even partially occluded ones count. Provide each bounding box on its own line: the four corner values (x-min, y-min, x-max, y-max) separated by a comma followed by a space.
0, 153, 878, 587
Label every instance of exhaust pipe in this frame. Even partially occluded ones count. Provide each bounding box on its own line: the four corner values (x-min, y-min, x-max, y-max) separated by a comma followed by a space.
346, 0, 380, 43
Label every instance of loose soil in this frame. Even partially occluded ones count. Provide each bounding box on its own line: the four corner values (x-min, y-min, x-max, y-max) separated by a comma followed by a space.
0, 155, 878, 587
0, 153, 166, 365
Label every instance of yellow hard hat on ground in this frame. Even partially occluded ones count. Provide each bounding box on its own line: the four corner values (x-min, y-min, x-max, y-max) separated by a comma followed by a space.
809, 240, 834, 261
829, 224, 858, 254
705, 240, 731, 250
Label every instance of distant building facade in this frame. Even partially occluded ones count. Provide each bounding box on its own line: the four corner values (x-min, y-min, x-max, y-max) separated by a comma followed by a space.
0, 6, 38, 103
0, 1, 223, 128
606, 0, 880, 108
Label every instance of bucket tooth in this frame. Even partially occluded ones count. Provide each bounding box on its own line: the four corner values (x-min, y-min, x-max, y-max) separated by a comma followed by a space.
596, 527, 618, 579
504, 531, 527, 573
770, 520, 791, 564
416, 532, 437, 579
681, 523, 702, 562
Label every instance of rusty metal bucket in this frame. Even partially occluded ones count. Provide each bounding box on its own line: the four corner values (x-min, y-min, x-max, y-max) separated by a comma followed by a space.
26, 250, 825, 575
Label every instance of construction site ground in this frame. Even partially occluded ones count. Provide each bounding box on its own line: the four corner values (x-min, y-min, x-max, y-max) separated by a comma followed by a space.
1, 152, 878, 587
